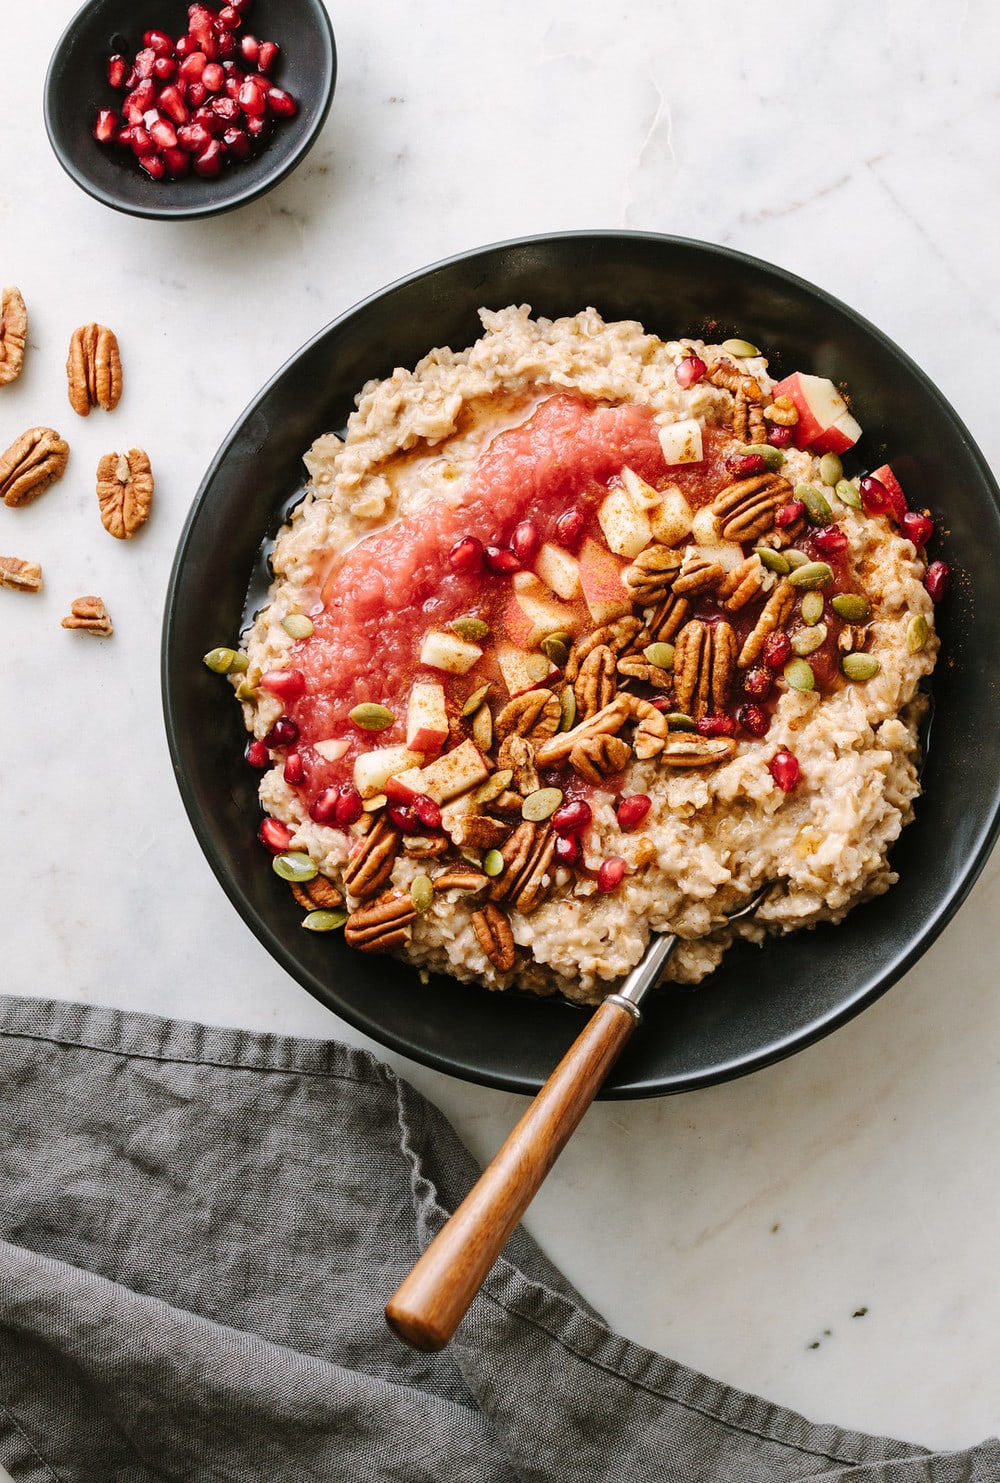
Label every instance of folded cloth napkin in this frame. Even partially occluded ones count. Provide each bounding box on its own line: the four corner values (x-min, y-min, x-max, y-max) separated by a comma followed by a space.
0, 995, 997, 1483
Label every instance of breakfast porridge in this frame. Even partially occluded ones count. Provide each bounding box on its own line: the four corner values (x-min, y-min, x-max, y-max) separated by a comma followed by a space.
213, 306, 943, 1004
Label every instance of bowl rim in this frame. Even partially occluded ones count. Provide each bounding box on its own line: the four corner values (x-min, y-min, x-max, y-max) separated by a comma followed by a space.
161, 229, 1000, 1095
42, 0, 337, 221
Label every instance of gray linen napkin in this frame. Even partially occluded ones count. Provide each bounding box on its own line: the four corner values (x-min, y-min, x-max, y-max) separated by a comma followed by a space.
1, 994, 997, 1483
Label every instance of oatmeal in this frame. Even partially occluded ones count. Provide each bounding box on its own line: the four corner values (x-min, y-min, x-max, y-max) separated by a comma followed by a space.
221, 307, 942, 1004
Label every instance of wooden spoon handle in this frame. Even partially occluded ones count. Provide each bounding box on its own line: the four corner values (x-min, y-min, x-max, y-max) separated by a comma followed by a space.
385, 996, 639, 1351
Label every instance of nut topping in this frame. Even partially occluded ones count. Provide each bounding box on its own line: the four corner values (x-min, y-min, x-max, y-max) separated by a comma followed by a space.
626, 695, 670, 760
433, 868, 489, 893
710, 470, 793, 543
96, 448, 154, 539
716, 554, 766, 612
290, 875, 344, 911
534, 694, 631, 768
67, 323, 123, 416
343, 892, 416, 952
342, 815, 401, 901
673, 619, 738, 719
565, 616, 646, 682
497, 732, 540, 796
738, 580, 796, 668
0, 555, 42, 592
616, 655, 671, 689
471, 903, 516, 972
672, 549, 725, 597
623, 544, 682, 604
570, 733, 631, 785
660, 734, 738, 768
763, 394, 798, 426
487, 820, 537, 901
574, 643, 617, 720
495, 687, 560, 743
0, 427, 69, 507
61, 595, 113, 636
0, 287, 27, 385
646, 590, 690, 643
448, 815, 512, 852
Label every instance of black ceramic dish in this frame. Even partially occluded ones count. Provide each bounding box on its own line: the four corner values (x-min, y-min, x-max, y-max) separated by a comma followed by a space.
162, 232, 1000, 1096
44, 0, 336, 220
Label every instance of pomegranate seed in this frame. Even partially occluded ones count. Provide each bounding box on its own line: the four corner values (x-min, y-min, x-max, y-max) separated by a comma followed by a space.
859, 475, 905, 521
218, 5, 243, 28
229, 0, 254, 13
192, 103, 225, 134
106, 54, 128, 88
767, 424, 794, 449
769, 750, 801, 792
186, 80, 210, 108
153, 56, 178, 81
157, 84, 189, 123
257, 39, 279, 71
224, 74, 242, 98
260, 667, 305, 702
178, 120, 213, 152
246, 114, 272, 139
812, 524, 848, 556
222, 125, 251, 159
413, 794, 443, 830
597, 856, 627, 893
554, 507, 586, 548
174, 34, 198, 57
202, 61, 225, 91
448, 535, 483, 573
309, 788, 341, 825
163, 146, 191, 177
266, 85, 298, 118
483, 544, 520, 575
334, 786, 363, 827
215, 29, 237, 58
510, 521, 540, 564
729, 453, 767, 478
124, 67, 139, 89
616, 794, 651, 831
179, 51, 208, 81
138, 150, 167, 179
282, 752, 304, 786
387, 802, 420, 833
258, 817, 293, 854
696, 713, 736, 738
675, 355, 707, 389
737, 702, 770, 738
210, 95, 240, 124
148, 116, 178, 150
554, 833, 582, 867
238, 76, 267, 115
93, 108, 119, 143
762, 631, 792, 668
133, 47, 158, 80
194, 138, 227, 175
246, 738, 269, 768
902, 510, 934, 548
143, 28, 174, 55
551, 799, 592, 835
124, 79, 157, 121
742, 666, 773, 699
775, 499, 805, 528
240, 34, 261, 64
128, 125, 156, 156
924, 560, 951, 602
263, 715, 299, 748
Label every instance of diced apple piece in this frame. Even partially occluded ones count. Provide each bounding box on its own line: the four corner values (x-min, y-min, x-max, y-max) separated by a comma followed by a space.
390, 740, 490, 805
771, 372, 862, 455
495, 640, 558, 698
503, 573, 581, 649
619, 466, 661, 510
535, 541, 581, 601
353, 745, 424, 799
598, 488, 652, 558
690, 507, 723, 546
693, 540, 745, 572
648, 483, 694, 546
577, 536, 633, 624
419, 629, 483, 674
405, 681, 449, 755
658, 417, 703, 465
314, 736, 351, 762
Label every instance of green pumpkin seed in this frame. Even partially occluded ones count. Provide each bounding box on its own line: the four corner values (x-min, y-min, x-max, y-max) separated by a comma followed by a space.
800, 590, 825, 625
409, 875, 434, 913
906, 613, 929, 654
525, 652, 551, 683
349, 702, 395, 731
483, 849, 505, 878
783, 657, 815, 691
522, 786, 564, 822
451, 615, 490, 642
836, 478, 862, 509
272, 851, 318, 884
721, 337, 760, 358
559, 687, 577, 732
462, 682, 492, 717
784, 548, 811, 569
474, 769, 513, 807
831, 593, 871, 622
664, 712, 697, 731
541, 634, 570, 667
754, 546, 791, 575
472, 705, 493, 751
787, 561, 834, 590
282, 614, 315, 640
302, 908, 347, 932
643, 642, 675, 671
739, 443, 784, 470
203, 646, 248, 675
841, 652, 881, 681
791, 622, 827, 656
234, 676, 258, 701
819, 453, 843, 487
795, 483, 833, 525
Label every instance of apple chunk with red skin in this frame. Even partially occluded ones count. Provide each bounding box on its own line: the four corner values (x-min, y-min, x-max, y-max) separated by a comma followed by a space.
577, 536, 632, 623
503, 573, 581, 650
385, 739, 490, 805
771, 372, 862, 455
405, 681, 449, 755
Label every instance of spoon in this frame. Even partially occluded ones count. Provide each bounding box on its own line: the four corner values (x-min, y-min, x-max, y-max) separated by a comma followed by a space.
385, 884, 772, 1351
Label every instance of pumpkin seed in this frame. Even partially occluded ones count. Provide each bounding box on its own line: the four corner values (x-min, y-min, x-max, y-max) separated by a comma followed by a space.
643, 642, 675, 671
791, 622, 827, 656
800, 590, 825, 625
787, 561, 834, 590
559, 687, 577, 732
203, 646, 248, 675
721, 337, 760, 358
409, 875, 434, 913
795, 483, 833, 525
906, 613, 929, 654
525, 652, 551, 683
841, 652, 881, 681
234, 676, 258, 701
450, 615, 490, 642
784, 548, 811, 569
664, 712, 697, 731
783, 657, 815, 691
349, 702, 395, 731
474, 769, 513, 806
282, 613, 314, 640
272, 851, 318, 883
302, 908, 347, 932
819, 453, 843, 487
754, 546, 791, 574
483, 849, 505, 878
835, 478, 862, 509
831, 592, 871, 622
541, 634, 570, 667
462, 682, 492, 717
472, 704, 493, 751
739, 442, 784, 470
522, 786, 564, 822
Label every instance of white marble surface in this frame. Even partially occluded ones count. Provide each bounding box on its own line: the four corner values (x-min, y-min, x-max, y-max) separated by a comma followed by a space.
3, 0, 1000, 1463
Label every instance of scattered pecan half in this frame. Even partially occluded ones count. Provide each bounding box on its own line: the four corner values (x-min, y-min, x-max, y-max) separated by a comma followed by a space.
574, 643, 617, 720
487, 820, 538, 901
96, 448, 153, 539
534, 695, 631, 768
471, 903, 517, 973
660, 734, 738, 768
433, 868, 489, 893
710, 470, 793, 543
342, 815, 400, 900
61, 595, 113, 635
449, 814, 512, 852
646, 590, 690, 643
509, 825, 556, 915
290, 875, 343, 911
0, 287, 27, 385
0, 555, 42, 592
838, 623, 869, 654
623, 544, 682, 603
495, 687, 560, 743
717, 554, 766, 611
706, 357, 764, 400
565, 616, 646, 682
402, 834, 450, 858
497, 733, 540, 796
673, 548, 725, 597
673, 619, 738, 719
616, 655, 671, 690
627, 695, 669, 759
344, 892, 416, 952
67, 323, 123, 416
738, 580, 796, 667
0, 427, 69, 507
570, 733, 631, 785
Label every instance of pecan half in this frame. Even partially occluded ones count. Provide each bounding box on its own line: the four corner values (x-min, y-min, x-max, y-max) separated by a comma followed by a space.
623, 544, 682, 603
497, 733, 539, 796
706, 357, 765, 402
660, 734, 738, 768
710, 471, 793, 543
495, 688, 560, 743
67, 323, 123, 416
574, 644, 617, 721
627, 695, 669, 759
646, 590, 690, 643
738, 580, 796, 667
402, 834, 450, 858
344, 892, 416, 952
470, 903, 516, 972
716, 554, 766, 611
0, 556, 42, 592
449, 815, 512, 852
0, 427, 69, 507
616, 655, 671, 689
61, 595, 113, 635
342, 815, 401, 901
290, 875, 343, 910
489, 789, 526, 817
673, 619, 737, 719
433, 868, 489, 893
570, 733, 631, 785
96, 448, 153, 539
565, 616, 646, 682
672, 548, 725, 597
509, 825, 556, 915
838, 623, 869, 654
487, 820, 537, 901
534, 694, 631, 768
0, 287, 27, 385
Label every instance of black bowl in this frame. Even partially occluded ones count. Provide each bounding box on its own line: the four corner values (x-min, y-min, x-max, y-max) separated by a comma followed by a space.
162, 232, 1000, 1096
44, 0, 335, 220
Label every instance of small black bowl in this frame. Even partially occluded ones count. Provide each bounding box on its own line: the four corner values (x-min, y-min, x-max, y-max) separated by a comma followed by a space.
162, 232, 1000, 1096
44, 0, 336, 220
